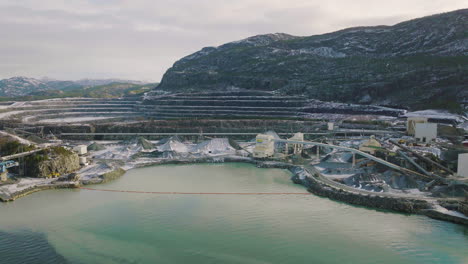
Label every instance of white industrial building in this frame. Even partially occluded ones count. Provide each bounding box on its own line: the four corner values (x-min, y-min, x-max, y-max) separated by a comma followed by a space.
407, 117, 428, 136
327, 122, 335, 131
253, 134, 275, 158
414, 123, 437, 143
458, 153, 468, 178
73, 145, 88, 155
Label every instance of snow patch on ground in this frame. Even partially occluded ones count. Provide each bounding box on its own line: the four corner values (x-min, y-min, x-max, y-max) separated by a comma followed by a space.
39, 116, 126, 123
404, 109, 464, 122
0, 178, 55, 196
158, 139, 189, 153
91, 144, 143, 160
432, 204, 468, 219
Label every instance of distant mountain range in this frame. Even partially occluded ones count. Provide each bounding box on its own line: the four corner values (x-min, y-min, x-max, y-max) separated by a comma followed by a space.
0, 76, 151, 97
157, 9, 468, 111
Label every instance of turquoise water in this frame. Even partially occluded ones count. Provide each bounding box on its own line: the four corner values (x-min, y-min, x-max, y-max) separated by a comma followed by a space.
0, 163, 467, 264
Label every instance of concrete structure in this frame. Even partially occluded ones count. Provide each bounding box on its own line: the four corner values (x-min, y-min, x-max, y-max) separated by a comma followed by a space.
0, 148, 45, 161
73, 145, 88, 155
415, 123, 437, 143
0, 172, 7, 182
0, 160, 19, 173
79, 157, 88, 166
288, 132, 304, 155
359, 136, 382, 155
0, 160, 18, 181
253, 134, 275, 158
407, 117, 428, 135
327, 122, 335, 131
275, 138, 445, 182
457, 153, 468, 178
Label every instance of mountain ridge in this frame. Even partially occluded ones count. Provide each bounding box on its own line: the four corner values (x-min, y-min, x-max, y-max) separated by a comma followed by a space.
156, 9, 468, 111
0, 76, 150, 97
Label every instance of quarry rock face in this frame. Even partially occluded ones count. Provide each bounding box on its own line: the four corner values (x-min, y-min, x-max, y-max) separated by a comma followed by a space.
156, 9, 468, 110
33, 153, 80, 178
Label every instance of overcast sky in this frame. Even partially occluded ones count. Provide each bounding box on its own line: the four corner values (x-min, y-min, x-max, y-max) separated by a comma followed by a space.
0, 0, 466, 82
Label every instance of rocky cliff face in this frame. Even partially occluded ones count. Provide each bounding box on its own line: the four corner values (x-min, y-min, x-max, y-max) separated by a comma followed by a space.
24, 147, 80, 178
35, 153, 80, 178
157, 9, 468, 110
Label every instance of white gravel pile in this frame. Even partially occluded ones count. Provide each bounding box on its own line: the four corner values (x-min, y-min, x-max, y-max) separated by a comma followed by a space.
191, 138, 236, 155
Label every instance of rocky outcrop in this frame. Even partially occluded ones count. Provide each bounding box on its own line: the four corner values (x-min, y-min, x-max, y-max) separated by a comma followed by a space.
293, 174, 431, 214
36, 154, 80, 178
25, 148, 81, 178
289, 168, 467, 225
156, 9, 468, 110
100, 168, 126, 183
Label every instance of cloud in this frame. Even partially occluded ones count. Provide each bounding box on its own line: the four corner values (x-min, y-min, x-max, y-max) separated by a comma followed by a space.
0, 0, 466, 81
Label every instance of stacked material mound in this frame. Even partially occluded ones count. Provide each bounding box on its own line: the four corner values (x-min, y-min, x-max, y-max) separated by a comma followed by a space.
342, 170, 427, 193
87, 142, 106, 151
136, 137, 154, 150
121, 137, 154, 150
380, 170, 424, 190
157, 137, 189, 153
93, 144, 142, 160
343, 173, 388, 192
228, 138, 242, 150
157, 136, 183, 145
192, 138, 236, 155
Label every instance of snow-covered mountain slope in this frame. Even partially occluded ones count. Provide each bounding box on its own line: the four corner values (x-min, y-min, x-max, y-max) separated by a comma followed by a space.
0, 77, 150, 97
157, 9, 468, 110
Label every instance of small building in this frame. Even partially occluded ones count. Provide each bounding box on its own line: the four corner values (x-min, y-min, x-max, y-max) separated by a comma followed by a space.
327, 122, 335, 131
73, 145, 88, 155
253, 134, 275, 158
407, 117, 428, 136
457, 153, 468, 178
359, 135, 382, 155
414, 123, 437, 143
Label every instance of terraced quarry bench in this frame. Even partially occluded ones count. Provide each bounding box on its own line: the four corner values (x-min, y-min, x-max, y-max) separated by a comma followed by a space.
142, 90, 404, 119
0, 98, 144, 124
